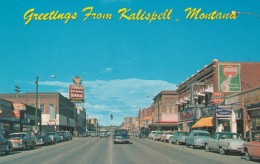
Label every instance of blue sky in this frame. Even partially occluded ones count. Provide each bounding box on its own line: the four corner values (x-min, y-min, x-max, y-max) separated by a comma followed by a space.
1, 0, 260, 126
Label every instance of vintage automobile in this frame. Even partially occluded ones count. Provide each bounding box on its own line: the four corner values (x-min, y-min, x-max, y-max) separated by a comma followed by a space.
243, 131, 260, 161
99, 130, 109, 138
169, 131, 189, 145
57, 131, 72, 141
46, 132, 62, 143
0, 133, 12, 154
148, 131, 157, 140
152, 131, 163, 141
160, 131, 174, 142
8, 132, 36, 150
185, 130, 210, 149
33, 132, 52, 146
113, 129, 130, 144
204, 132, 244, 155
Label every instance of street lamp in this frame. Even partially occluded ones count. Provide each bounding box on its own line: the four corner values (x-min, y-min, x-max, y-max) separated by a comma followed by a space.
35, 76, 39, 132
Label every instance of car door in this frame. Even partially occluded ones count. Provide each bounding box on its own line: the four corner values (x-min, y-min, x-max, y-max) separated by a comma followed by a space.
211, 133, 219, 151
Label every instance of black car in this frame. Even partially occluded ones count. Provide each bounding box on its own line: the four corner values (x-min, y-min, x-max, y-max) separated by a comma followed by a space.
113, 129, 130, 144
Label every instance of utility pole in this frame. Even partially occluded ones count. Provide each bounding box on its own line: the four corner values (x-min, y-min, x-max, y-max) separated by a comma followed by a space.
138, 109, 141, 131
35, 76, 39, 132
157, 100, 160, 131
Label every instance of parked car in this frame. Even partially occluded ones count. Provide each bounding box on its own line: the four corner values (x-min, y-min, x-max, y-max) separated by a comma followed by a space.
204, 132, 244, 155
90, 131, 99, 137
148, 131, 157, 139
185, 130, 210, 149
33, 132, 52, 146
113, 129, 130, 144
45, 132, 62, 143
57, 131, 72, 141
152, 131, 163, 141
8, 132, 36, 150
0, 133, 12, 154
243, 131, 260, 161
160, 131, 174, 142
169, 131, 189, 145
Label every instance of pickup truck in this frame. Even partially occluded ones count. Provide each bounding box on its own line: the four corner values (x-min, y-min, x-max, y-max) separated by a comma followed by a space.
113, 129, 130, 144
204, 132, 244, 155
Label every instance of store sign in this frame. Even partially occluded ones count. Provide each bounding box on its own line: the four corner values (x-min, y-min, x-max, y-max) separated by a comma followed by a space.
179, 109, 194, 121
216, 105, 232, 118
218, 64, 241, 92
69, 85, 85, 102
212, 92, 225, 105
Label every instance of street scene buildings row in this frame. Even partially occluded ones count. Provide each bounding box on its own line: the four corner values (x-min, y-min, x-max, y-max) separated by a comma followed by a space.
0, 93, 87, 135
122, 59, 260, 138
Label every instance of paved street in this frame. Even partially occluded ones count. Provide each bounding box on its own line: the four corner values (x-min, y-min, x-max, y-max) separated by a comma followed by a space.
0, 137, 258, 164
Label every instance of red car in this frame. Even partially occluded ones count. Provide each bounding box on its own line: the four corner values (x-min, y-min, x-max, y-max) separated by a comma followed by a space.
243, 131, 260, 161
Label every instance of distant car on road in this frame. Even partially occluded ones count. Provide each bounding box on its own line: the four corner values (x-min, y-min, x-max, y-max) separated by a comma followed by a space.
100, 130, 109, 138
169, 131, 189, 145
113, 129, 130, 144
8, 132, 35, 150
205, 132, 244, 155
0, 133, 12, 154
185, 130, 210, 149
243, 131, 260, 161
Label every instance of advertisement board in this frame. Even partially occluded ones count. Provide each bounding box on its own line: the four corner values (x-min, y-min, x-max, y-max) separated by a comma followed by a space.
218, 64, 241, 92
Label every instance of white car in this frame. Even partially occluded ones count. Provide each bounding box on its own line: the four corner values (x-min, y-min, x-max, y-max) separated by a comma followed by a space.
205, 132, 244, 155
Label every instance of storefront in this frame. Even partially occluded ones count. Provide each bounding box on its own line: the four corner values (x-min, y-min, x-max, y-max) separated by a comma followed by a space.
0, 98, 40, 133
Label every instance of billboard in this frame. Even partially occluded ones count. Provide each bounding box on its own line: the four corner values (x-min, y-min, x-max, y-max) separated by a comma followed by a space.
69, 85, 85, 102
218, 64, 241, 92
69, 76, 85, 102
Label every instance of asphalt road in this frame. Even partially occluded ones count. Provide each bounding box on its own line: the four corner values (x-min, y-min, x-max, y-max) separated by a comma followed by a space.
0, 136, 259, 164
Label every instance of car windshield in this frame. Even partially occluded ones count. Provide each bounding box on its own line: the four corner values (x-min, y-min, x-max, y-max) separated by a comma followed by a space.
180, 132, 189, 136
194, 133, 210, 137
115, 130, 128, 135
9, 134, 26, 138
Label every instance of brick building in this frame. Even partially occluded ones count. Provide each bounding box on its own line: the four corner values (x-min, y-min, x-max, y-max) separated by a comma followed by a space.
0, 93, 76, 132
176, 59, 260, 132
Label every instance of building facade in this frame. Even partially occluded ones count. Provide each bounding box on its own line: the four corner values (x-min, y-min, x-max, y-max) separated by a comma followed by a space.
176, 59, 260, 133
0, 93, 76, 133
0, 98, 40, 133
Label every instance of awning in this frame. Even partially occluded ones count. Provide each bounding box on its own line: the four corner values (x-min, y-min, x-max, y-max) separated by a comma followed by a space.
192, 117, 213, 128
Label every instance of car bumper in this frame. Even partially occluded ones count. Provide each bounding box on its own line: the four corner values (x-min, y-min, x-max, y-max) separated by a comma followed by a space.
114, 138, 130, 143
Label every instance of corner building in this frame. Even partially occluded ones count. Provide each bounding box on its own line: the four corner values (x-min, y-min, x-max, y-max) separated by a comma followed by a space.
176, 59, 260, 133
0, 93, 76, 132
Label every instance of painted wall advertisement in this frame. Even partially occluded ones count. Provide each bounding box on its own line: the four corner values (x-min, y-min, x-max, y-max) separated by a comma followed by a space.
218, 64, 241, 92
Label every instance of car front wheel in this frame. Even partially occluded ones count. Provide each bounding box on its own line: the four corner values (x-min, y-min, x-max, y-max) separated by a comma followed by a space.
219, 147, 225, 155
5, 145, 11, 154
205, 144, 210, 152
245, 150, 252, 161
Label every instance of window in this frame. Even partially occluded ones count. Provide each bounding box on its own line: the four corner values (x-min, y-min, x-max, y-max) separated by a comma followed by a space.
40, 104, 45, 114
